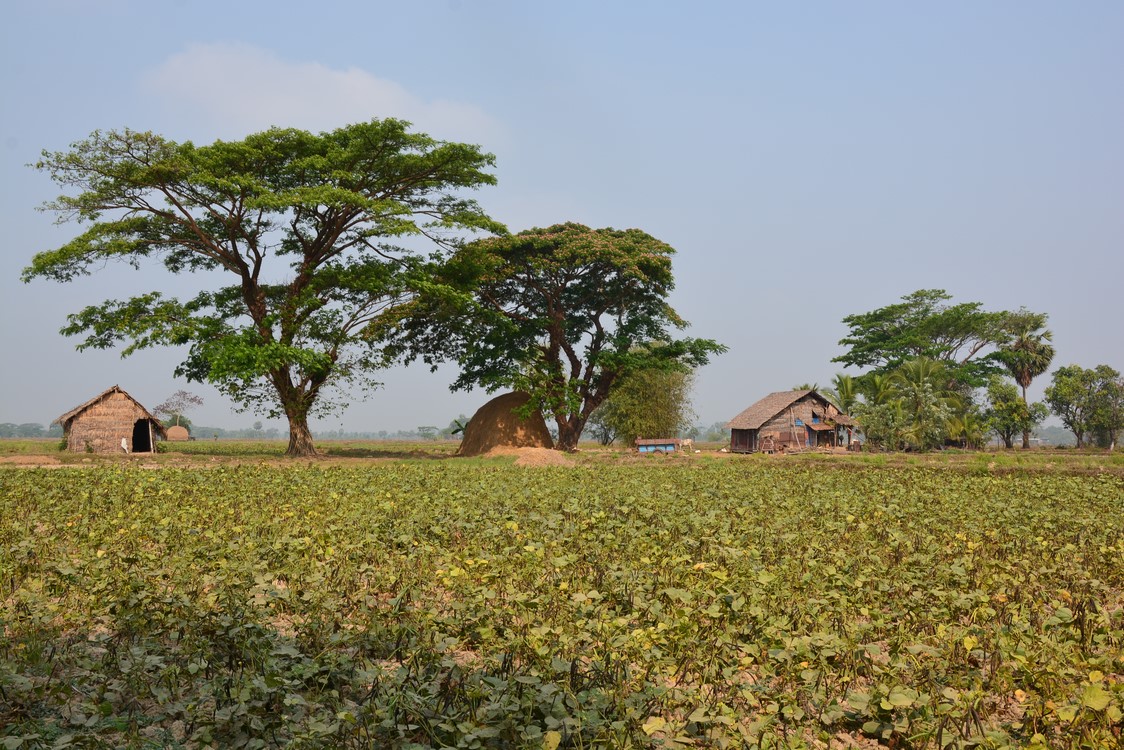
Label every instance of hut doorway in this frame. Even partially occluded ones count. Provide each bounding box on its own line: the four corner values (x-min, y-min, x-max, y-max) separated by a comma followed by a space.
132, 419, 154, 453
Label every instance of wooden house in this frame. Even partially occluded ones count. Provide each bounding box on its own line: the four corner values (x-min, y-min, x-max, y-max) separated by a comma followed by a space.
53, 385, 167, 454
725, 389, 856, 453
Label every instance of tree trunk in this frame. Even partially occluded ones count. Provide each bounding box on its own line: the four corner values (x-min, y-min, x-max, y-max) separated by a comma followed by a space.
285, 409, 318, 457
1003, 435, 1014, 449
555, 419, 582, 452
1020, 384, 1031, 450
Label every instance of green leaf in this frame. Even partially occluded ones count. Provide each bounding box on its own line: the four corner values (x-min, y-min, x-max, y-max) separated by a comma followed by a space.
1081, 684, 1113, 711
887, 686, 918, 707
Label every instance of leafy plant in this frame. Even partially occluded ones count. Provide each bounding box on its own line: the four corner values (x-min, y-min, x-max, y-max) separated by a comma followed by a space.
2, 463, 1121, 747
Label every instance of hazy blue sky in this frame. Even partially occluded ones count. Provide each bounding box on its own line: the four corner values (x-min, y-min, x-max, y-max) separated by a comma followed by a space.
2, 1, 1122, 432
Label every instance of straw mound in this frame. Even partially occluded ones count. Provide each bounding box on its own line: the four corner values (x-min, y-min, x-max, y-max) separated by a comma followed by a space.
166, 425, 190, 441
457, 391, 553, 457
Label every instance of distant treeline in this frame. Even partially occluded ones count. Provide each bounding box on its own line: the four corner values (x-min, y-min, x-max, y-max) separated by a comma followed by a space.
0, 422, 456, 441
0, 423, 63, 438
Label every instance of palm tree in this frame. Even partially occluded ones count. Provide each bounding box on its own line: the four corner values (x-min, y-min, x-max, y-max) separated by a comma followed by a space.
1000, 311, 1055, 449
860, 372, 896, 407
824, 373, 859, 415
947, 412, 987, 450
891, 358, 961, 450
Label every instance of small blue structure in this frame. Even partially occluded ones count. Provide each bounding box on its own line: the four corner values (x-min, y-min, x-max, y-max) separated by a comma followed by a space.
635, 438, 681, 454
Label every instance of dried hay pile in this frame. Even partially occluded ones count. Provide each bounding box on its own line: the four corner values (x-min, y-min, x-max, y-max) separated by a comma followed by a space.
457, 391, 553, 457
166, 425, 190, 441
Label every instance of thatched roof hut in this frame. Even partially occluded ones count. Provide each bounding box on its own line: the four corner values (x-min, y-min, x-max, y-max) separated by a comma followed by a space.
725, 389, 853, 453
53, 385, 167, 454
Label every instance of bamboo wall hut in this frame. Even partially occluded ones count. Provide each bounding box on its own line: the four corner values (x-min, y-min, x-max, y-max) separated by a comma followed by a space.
726, 389, 853, 454
53, 385, 167, 454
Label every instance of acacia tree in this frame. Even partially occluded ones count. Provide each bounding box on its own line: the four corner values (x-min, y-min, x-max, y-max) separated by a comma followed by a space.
834, 289, 1030, 388
23, 121, 500, 456
384, 223, 725, 451
998, 309, 1055, 448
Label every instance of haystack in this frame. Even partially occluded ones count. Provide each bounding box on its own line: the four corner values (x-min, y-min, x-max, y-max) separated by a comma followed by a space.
166, 425, 190, 441
457, 391, 553, 457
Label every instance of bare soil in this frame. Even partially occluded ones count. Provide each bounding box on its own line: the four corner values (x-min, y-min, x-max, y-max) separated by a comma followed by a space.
483, 446, 575, 467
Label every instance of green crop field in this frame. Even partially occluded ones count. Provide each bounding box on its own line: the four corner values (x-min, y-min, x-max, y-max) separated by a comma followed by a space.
2, 462, 1122, 748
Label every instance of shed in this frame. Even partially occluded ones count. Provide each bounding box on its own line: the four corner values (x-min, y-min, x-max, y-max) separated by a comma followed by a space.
53, 385, 167, 454
725, 390, 854, 454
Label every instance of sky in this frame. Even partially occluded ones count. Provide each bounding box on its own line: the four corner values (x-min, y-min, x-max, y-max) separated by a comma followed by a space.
2, 1, 1122, 433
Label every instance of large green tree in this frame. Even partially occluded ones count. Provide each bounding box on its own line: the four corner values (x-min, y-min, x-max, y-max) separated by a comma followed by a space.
833, 289, 1029, 388
1044, 365, 1116, 448
383, 223, 725, 451
23, 121, 500, 456
997, 309, 1055, 448
984, 376, 1047, 450
1077, 365, 1124, 450
1094, 370, 1123, 450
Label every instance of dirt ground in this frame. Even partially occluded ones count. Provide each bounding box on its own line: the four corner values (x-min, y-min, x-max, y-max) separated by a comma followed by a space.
1, 439, 1121, 475
0, 455, 63, 467
483, 446, 575, 467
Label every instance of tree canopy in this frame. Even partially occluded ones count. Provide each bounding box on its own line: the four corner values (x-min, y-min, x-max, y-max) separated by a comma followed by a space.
23, 121, 501, 455
984, 376, 1047, 450
1046, 364, 1123, 449
383, 223, 725, 450
833, 289, 1029, 388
